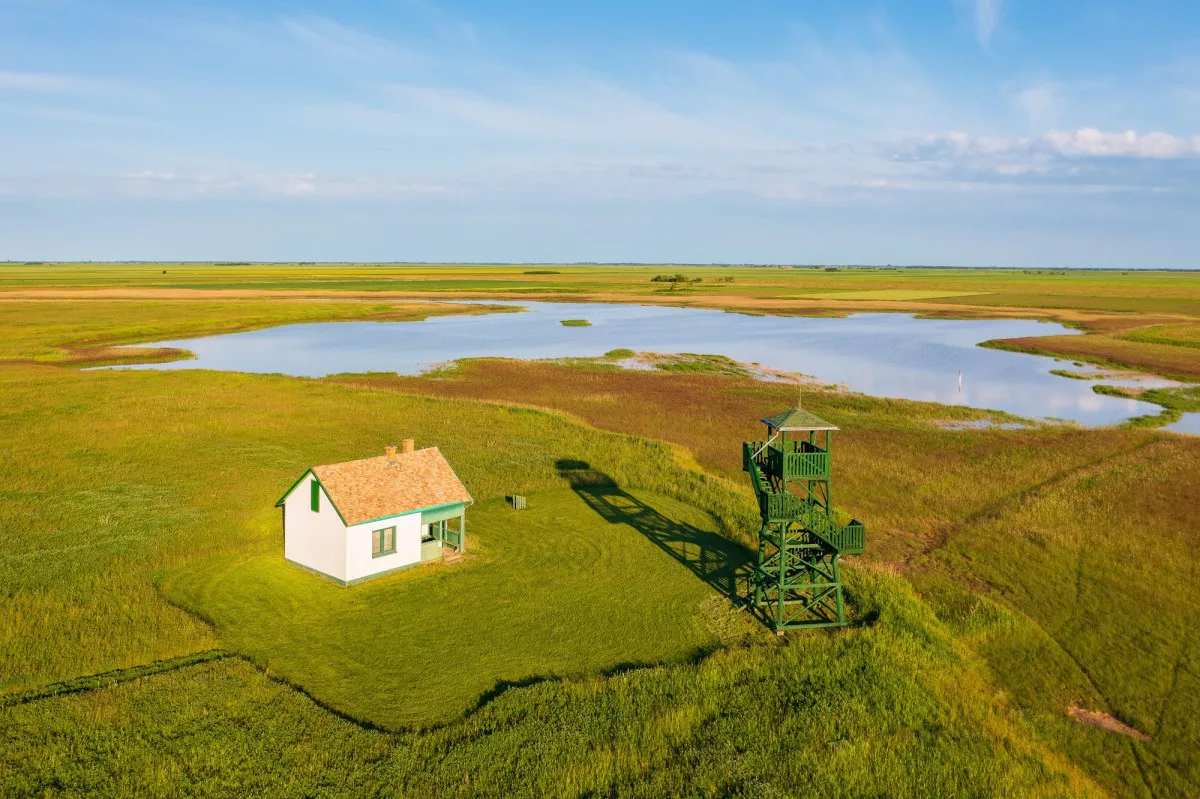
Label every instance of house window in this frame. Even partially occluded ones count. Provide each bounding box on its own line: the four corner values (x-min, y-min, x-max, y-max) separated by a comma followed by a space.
310, 480, 320, 512
372, 526, 396, 558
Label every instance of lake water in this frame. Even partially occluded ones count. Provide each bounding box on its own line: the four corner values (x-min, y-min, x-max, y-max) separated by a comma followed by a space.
117, 300, 1162, 426
1166, 413, 1200, 435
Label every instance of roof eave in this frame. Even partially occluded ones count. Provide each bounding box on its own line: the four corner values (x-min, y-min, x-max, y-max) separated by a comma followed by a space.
760, 418, 839, 432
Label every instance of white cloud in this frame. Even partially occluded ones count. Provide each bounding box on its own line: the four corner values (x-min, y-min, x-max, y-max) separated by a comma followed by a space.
1011, 83, 1057, 128
281, 15, 417, 67
378, 79, 781, 151
1045, 128, 1200, 158
0, 69, 96, 92
115, 169, 450, 200
904, 128, 1200, 161
975, 0, 1002, 47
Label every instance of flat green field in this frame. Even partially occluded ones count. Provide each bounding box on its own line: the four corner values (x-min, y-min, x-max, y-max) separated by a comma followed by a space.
5, 261, 1199, 379
162, 488, 747, 729
3, 262, 1198, 316
0, 284, 1197, 797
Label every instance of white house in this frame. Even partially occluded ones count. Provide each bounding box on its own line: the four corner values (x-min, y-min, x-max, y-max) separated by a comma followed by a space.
276, 440, 472, 585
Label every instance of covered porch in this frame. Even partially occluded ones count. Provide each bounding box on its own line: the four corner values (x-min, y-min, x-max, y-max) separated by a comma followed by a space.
419, 501, 468, 561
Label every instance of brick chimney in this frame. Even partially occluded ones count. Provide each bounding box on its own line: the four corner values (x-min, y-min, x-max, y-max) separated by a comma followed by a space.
402, 439, 415, 454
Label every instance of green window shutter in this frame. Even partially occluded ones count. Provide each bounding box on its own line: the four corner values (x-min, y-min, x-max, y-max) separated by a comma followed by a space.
310, 480, 320, 512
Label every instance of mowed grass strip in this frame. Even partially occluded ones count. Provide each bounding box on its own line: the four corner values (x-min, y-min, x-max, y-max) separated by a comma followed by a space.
0, 362, 753, 694
161, 488, 750, 729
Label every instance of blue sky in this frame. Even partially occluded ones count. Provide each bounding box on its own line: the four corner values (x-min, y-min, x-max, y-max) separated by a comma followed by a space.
2, 0, 1199, 266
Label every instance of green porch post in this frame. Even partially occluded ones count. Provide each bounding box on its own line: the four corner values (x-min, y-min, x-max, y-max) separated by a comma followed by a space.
459, 511, 466, 553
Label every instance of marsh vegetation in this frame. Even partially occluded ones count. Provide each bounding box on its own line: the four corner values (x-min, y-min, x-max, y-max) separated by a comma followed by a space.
0, 274, 1197, 797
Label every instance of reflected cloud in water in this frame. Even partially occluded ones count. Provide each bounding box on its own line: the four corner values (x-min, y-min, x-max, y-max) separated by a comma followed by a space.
114, 301, 1160, 426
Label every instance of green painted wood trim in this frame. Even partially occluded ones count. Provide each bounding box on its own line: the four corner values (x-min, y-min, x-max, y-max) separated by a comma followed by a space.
275, 469, 314, 506
345, 560, 421, 585
275, 470, 350, 527
371, 526, 397, 558
420, 502, 466, 525
285, 557, 349, 586
356, 499, 472, 529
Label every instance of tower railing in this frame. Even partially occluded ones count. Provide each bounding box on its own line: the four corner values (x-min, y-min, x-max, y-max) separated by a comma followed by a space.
744, 440, 829, 481
768, 440, 829, 480
744, 447, 863, 555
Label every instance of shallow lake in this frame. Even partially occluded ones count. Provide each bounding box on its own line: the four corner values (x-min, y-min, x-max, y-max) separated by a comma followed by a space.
1166, 413, 1200, 435
117, 300, 1161, 426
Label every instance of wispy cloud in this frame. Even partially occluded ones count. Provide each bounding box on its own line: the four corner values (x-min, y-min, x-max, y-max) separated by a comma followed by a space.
115, 169, 450, 200
975, 0, 1002, 47
281, 14, 418, 67
903, 128, 1200, 160
0, 69, 97, 92
4, 6, 1198, 210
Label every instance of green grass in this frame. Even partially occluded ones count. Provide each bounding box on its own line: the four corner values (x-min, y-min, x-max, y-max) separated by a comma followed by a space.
910, 436, 1200, 795
1118, 322, 1200, 349
1, 295, 1198, 796
341, 356, 1200, 795
0, 298, 504, 366
3, 262, 1198, 318
1049, 368, 1091, 380
5, 261, 1198, 380
559, 318, 591, 327
647, 353, 752, 378
2, 569, 1106, 798
1092, 384, 1200, 428
0, 365, 749, 696
161, 488, 749, 729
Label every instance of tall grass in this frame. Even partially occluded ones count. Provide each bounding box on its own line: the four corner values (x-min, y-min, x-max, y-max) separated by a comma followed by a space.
336, 357, 1200, 795
1, 297, 1197, 796
2, 569, 1106, 798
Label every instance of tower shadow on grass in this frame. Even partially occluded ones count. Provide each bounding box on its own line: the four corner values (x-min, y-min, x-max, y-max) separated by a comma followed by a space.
555, 459, 753, 600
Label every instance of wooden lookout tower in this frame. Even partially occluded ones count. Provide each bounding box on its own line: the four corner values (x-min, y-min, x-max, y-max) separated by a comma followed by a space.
743, 406, 865, 630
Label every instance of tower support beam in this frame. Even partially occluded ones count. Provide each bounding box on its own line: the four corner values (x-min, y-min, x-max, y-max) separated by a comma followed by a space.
744, 407, 864, 632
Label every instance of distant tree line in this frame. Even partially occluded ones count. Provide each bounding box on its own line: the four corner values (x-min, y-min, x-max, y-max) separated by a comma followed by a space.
650, 274, 736, 284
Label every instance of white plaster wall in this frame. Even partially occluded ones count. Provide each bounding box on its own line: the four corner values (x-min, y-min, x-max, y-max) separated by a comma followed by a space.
345, 511, 422, 582
283, 476, 348, 582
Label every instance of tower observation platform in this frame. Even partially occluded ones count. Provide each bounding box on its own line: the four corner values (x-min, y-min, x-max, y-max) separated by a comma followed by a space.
743, 406, 865, 630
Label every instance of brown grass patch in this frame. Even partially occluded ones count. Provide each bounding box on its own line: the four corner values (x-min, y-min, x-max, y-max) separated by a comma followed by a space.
328, 358, 1148, 565
991, 334, 1200, 380
1068, 705, 1152, 741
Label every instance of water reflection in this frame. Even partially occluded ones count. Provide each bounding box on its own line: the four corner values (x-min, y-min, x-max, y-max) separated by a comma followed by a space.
1166, 413, 1200, 435
115, 301, 1159, 426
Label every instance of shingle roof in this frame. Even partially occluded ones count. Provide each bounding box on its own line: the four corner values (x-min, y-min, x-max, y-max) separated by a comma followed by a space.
761, 407, 838, 432
307, 447, 472, 526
